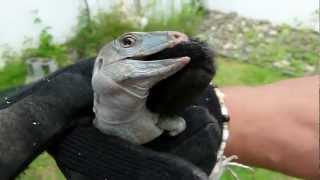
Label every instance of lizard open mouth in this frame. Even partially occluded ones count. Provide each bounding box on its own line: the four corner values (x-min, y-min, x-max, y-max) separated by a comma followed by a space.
146, 38, 216, 115
133, 39, 215, 74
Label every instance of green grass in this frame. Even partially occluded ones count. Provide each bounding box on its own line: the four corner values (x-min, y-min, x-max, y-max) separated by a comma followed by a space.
221, 167, 300, 180
66, 1, 204, 59
16, 58, 298, 180
214, 58, 289, 86
0, 61, 27, 91
16, 153, 64, 180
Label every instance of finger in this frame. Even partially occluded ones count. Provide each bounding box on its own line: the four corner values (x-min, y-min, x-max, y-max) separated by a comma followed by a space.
145, 106, 222, 174
0, 59, 94, 179
50, 126, 208, 180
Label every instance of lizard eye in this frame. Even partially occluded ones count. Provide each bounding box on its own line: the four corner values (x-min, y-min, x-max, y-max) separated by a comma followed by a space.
120, 35, 136, 48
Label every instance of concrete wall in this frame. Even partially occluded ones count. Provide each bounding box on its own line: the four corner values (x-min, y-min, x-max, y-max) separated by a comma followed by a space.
206, 0, 318, 30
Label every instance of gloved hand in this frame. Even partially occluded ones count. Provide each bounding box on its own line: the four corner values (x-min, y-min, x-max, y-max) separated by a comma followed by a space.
0, 59, 95, 179
0, 59, 223, 180
49, 85, 223, 180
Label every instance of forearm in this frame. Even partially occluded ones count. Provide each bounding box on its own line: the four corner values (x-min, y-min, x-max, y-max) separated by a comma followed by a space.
0, 96, 68, 178
0, 60, 94, 179
222, 76, 319, 179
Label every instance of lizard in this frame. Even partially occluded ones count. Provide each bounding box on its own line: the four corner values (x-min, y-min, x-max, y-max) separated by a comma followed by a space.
92, 31, 215, 144
0, 31, 216, 179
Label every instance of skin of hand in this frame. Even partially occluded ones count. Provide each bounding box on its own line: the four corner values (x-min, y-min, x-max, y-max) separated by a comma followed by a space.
222, 76, 319, 179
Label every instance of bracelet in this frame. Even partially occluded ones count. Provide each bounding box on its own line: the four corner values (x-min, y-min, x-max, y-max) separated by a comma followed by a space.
214, 88, 230, 161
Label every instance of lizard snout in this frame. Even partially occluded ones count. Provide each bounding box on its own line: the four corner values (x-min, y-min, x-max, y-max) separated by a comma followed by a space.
168, 31, 189, 47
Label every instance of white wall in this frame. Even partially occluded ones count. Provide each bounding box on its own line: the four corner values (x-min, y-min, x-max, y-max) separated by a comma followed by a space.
0, 0, 118, 48
0, 0, 116, 67
0, 0, 318, 65
0, 0, 79, 49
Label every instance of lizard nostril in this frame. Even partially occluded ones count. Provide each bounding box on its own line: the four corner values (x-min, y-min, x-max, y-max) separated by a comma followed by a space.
169, 31, 189, 43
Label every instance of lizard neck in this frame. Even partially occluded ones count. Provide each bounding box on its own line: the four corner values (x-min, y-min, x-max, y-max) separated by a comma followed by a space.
92, 72, 163, 144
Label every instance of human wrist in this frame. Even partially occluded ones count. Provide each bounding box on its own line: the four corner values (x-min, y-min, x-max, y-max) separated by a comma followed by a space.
220, 87, 262, 164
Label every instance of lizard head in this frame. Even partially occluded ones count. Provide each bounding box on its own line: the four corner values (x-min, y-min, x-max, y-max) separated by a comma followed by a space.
92, 31, 215, 144
93, 31, 191, 97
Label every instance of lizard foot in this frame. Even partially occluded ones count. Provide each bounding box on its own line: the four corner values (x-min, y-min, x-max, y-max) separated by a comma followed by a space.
157, 116, 186, 136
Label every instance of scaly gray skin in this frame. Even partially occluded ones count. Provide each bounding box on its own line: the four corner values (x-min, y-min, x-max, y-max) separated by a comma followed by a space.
92, 31, 190, 144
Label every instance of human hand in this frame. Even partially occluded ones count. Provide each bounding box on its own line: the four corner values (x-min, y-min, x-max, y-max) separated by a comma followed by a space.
0, 59, 222, 180
50, 85, 223, 180
0, 59, 95, 179
223, 76, 319, 179
0, 31, 219, 179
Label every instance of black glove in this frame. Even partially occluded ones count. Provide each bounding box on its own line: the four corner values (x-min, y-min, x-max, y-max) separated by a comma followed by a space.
50, 85, 224, 180
0, 59, 95, 179
0, 59, 223, 180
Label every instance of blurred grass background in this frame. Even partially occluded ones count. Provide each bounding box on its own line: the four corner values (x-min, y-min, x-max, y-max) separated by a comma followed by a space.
0, 0, 316, 179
